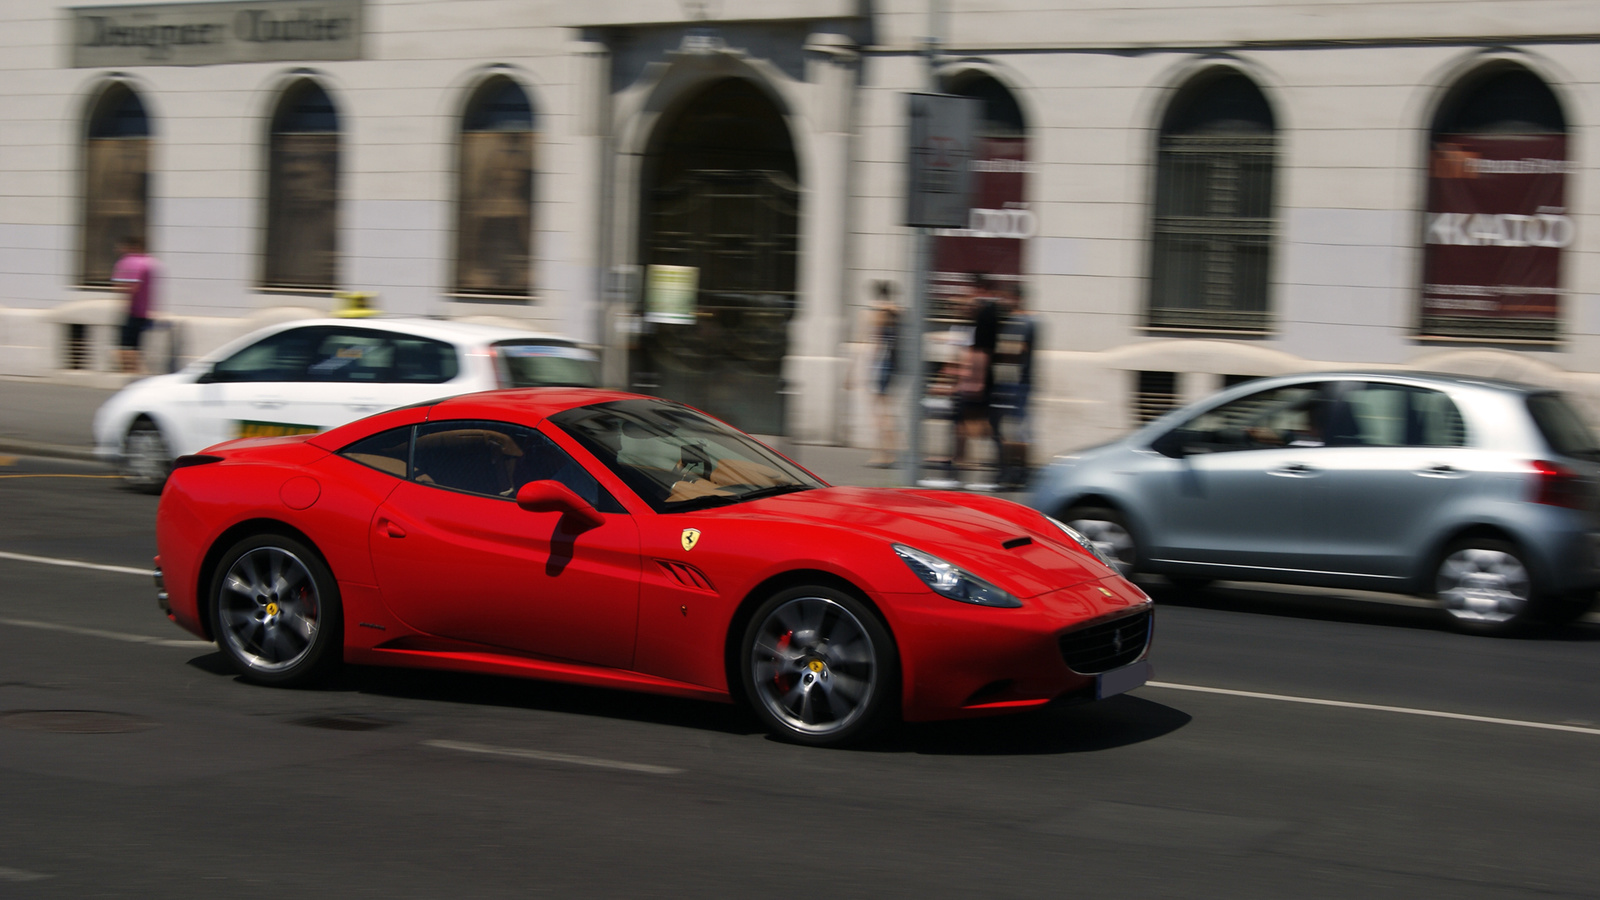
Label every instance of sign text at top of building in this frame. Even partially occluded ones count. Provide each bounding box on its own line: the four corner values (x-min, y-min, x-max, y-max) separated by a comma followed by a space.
71, 0, 363, 68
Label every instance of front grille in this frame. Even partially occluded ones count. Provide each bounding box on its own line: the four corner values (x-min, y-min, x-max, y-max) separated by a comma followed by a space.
1059, 608, 1152, 674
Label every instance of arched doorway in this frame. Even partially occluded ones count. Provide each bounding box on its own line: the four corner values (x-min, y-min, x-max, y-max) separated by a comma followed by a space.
1422, 64, 1569, 341
934, 70, 1029, 317
635, 78, 799, 435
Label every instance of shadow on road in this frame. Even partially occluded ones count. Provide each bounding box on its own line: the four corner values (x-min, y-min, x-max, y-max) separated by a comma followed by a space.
1145, 579, 1600, 642
185, 652, 1191, 754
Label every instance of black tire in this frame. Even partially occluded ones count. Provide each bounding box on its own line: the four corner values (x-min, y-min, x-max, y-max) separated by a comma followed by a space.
1165, 575, 1214, 593
1433, 537, 1546, 635
209, 534, 343, 686
121, 418, 171, 494
1063, 506, 1139, 579
740, 585, 898, 747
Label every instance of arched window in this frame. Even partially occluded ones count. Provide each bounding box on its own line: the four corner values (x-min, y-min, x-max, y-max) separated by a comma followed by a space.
83, 83, 150, 284
457, 76, 535, 297
936, 71, 1029, 317
265, 79, 339, 289
1148, 69, 1276, 332
1422, 65, 1568, 341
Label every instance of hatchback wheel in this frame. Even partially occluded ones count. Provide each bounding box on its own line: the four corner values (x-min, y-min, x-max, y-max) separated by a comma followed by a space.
210, 534, 343, 686
1434, 538, 1541, 634
740, 586, 897, 747
1064, 506, 1138, 579
122, 419, 171, 494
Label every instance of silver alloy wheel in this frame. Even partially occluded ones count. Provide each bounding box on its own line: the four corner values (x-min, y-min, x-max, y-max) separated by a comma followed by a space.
1066, 516, 1136, 579
122, 421, 169, 491
217, 546, 322, 674
1436, 547, 1531, 625
748, 596, 878, 736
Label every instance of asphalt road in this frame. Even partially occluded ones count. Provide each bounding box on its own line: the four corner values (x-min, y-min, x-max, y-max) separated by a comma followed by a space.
2, 456, 1598, 898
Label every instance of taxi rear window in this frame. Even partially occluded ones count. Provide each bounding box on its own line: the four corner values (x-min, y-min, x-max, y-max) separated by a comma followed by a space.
495, 341, 600, 388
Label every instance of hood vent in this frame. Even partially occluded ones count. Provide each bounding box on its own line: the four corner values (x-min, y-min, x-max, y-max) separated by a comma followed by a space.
1002, 536, 1033, 550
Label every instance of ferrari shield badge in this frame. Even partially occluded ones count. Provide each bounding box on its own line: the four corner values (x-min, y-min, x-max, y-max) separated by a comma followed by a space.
681, 528, 701, 552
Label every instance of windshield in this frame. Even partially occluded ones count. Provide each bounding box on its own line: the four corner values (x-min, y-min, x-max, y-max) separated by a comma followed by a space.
550, 398, 826, 513
1527, 392, 1600, 461
494, 341, 600, 388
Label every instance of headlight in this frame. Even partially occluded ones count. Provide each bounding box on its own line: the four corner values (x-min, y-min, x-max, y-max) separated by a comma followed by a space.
892, 544, 1021, 608
1046, 516, 1117, 571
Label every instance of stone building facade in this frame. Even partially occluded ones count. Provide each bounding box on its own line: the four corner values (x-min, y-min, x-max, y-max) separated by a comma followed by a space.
1, 0, 1595, 453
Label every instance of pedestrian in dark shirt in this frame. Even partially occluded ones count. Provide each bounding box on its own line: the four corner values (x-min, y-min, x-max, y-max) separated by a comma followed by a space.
992, 283, 1038, 490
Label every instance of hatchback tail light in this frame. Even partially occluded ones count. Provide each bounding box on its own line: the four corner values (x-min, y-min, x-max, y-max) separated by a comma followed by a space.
1531, 459, 1588, 509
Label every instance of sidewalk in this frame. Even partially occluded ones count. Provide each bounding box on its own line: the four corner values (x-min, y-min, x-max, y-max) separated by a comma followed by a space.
0, 376, 1027, 496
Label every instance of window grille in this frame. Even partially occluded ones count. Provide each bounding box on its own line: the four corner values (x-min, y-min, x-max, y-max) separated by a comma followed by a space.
264, 82, 339, 290
1134, 371, 1180, 424
63, 324, 90, 370
1149, 134, 1274, 332
457, 79, 535, 297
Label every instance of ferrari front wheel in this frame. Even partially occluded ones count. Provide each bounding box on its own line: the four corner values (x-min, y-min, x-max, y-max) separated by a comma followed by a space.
741, 586, 898, 747
210, 534, 342, 686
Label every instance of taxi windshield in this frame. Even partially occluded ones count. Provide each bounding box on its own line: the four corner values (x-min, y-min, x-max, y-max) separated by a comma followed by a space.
550, 399, 825, 513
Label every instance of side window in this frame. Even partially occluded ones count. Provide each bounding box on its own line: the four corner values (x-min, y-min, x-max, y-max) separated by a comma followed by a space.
1410, 388, 1467, 447
411, 419, 623, 511
1181, 384, 1326, 451
340, 426, 412, 478
307, 330, 394, 382
1331, 383, 1409, 447
211, 328, 316, 383
393, 337, 460, 383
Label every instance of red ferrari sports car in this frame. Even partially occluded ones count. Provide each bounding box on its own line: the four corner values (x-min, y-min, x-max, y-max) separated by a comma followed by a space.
154, 389, 1152, 746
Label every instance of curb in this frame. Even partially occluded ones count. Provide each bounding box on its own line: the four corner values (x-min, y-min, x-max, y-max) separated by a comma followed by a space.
0, 439, 105, 464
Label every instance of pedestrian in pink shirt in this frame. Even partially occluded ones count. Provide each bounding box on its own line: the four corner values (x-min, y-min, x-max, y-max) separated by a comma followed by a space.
112, 235, 158, 375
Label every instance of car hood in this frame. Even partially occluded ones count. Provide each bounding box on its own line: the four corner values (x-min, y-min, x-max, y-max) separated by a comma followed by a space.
728, 486, 1114, 598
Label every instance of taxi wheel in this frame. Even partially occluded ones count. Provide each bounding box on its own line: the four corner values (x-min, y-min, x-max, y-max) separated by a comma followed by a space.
1434, 538, 1544, 635
210, 534, 343, 686
741, 586, 898, 747
1064, 506, 1138, 579
122, 418, 171, 494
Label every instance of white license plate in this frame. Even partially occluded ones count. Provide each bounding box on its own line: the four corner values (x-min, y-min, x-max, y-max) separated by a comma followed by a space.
1095, 660, 1151, 700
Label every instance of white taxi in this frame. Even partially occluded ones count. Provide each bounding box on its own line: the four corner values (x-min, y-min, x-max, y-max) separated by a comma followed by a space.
94, 316, 599, 491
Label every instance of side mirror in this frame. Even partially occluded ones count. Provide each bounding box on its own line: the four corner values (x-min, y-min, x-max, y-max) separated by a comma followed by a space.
194, 364, 217, 385
515, 480, 605, 530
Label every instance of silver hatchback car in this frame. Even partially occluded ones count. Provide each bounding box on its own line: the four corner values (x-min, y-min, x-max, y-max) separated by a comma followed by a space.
1029, 372, 1600, 633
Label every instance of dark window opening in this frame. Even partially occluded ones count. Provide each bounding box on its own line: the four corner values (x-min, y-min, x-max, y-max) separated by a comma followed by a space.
265, 80, 339, 290
83, 84, 150, 285
1135, 371, 1180, 425
457, 77, 535, 297
1149, 70, 1276, 333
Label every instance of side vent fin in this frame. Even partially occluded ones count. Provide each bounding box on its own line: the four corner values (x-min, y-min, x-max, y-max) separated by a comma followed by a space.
656, 559, 716, 593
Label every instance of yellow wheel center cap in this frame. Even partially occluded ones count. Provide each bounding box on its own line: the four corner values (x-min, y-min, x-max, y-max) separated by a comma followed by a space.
807, 659, 825, 673
265, 602, 279, 617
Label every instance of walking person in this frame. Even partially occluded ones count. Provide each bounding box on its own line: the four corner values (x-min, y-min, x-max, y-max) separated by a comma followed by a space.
954, 274, 1002, 485
992, 283, 1038, 490
865, 280, 902, 467
112, 235, 159, 375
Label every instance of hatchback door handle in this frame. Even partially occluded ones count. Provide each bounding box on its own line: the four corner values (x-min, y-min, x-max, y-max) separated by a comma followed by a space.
1418, 464, 1464, 478
1271, 463, 1318, 477
377, 517, 406, 538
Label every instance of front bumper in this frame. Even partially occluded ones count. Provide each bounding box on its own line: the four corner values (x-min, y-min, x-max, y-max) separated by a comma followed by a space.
887, 574, 1153, 722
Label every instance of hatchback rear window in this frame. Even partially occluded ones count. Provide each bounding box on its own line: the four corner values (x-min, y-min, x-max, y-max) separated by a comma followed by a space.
1527, 393, 1600, 460
494, 341, 600, 388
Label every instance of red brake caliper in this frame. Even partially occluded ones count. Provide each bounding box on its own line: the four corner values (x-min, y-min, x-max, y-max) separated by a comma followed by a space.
774, 631, 793, 690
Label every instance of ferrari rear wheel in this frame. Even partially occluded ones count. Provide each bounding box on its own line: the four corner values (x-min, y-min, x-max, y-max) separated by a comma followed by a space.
741, 586, 897, 747
210, 534, 342, 686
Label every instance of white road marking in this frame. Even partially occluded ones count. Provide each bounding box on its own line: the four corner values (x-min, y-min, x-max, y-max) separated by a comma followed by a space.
1147, 681, 1600, 737
422, 739, 684, 775
0, 617, 210, 649
0, 866, 52, 882
0, 549, 152, 577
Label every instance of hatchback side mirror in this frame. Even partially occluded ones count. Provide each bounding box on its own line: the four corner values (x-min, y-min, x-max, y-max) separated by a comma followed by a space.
1151, 429, 1190, 459
516, 480, 605, 530
195, 364, 217, 385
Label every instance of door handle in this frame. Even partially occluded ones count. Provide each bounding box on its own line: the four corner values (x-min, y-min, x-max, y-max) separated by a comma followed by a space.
1270, 463, 1317, 477
252, 396, 285, 409
377, 517, 406, 538
1417, 464, 1464, 478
